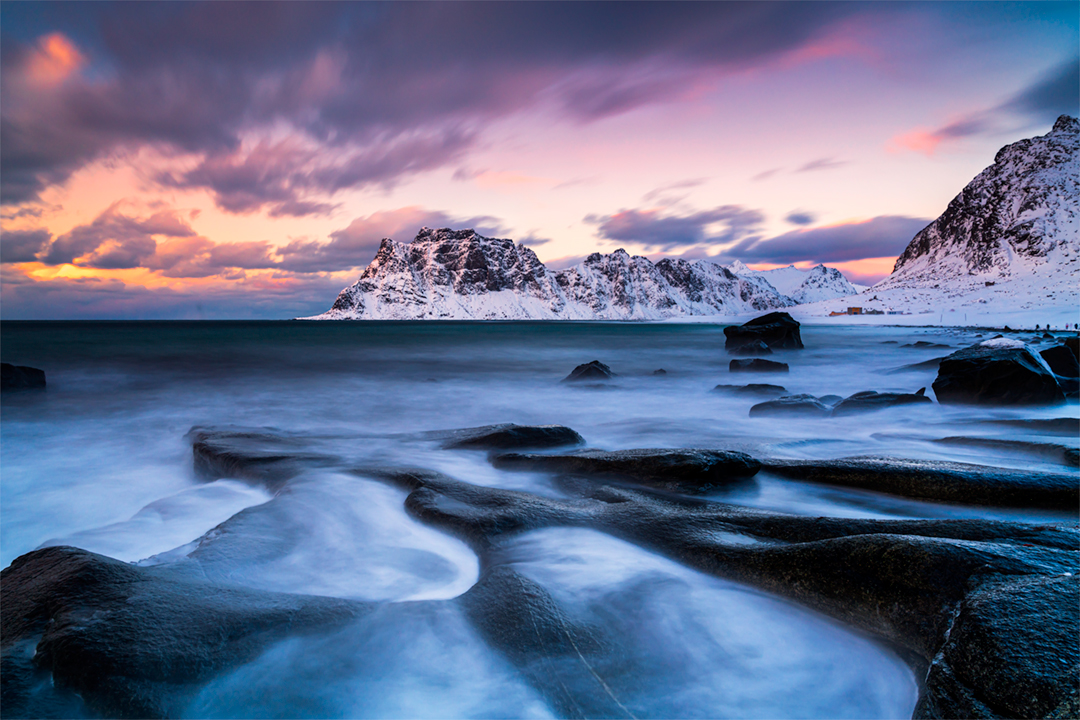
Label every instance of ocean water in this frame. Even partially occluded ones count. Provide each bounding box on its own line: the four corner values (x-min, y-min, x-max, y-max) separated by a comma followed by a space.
2, 320, 1076, 718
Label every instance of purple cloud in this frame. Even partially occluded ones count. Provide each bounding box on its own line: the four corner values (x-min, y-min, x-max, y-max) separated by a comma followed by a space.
1, 228, 51, 263
41, 205, 197, 267
586, 205, 765, 251
784, 210, 817, 226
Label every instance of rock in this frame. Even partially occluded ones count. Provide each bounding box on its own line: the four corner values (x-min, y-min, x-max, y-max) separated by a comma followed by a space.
830, 388, 932, 416
1064, 336, 1079, 360
652, 368, 667, 376
931, 436, 1080, 468
762, 456, 1078, 509
902, 341, 950, 349
713, 383, 788, 398
749, 394, 832, 418
728, 340, 772, 356
186, 426, 338, 490
491, 448, 761, 492
981, 417, 1080, 436
1040, 345, 1080, 378
442, 424, 585, 450
1, 363, 46, 390
1042, 332, 1056, 339
730, 358, 789, 373
563, 360, 615, 382
885, 357, 945, 374
932, 340, 1065, 405
818, 394, 843, 405
0, 546, 362, 719
723, 312, 804, 352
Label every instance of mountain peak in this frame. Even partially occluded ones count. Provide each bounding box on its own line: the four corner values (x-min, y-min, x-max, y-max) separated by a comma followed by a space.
1052, 115, 1079, 134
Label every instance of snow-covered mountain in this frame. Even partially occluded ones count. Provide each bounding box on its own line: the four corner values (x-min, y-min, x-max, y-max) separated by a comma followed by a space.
877, 115, 1079, 292
725, 261, 864, 303
307, 228, 794, 320
801, 116, 1079, 322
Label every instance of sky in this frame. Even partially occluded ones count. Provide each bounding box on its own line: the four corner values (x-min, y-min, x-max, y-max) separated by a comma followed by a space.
1, 1, 1077, 319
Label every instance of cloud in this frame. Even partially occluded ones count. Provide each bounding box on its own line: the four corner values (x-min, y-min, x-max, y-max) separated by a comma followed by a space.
586, 205, 765, 252
641, 178, 708, 205
796, 157, 847, 173
1, 228, 52, 263
889, 56, 1079, 155
711, 215, 930, 265
784, 210, 817, 226
1, 3, 867, 205
41, 204, 197, 267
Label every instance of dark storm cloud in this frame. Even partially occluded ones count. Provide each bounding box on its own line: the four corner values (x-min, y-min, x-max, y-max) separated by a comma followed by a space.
1, 228, 51, 263
1, 2, 865, 205
711, 215, 930, 265
998, 56, 1080, 122
586, 206, 765, 251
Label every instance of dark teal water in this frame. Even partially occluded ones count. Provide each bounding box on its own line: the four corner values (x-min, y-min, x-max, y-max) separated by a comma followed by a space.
3, 320, 1075, 718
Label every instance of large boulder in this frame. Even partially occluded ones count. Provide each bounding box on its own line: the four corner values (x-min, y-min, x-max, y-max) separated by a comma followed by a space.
723, 312, 804, 353
1, 363, 46, 390
932, 339, 1065, 405
730, 358, 789, 373
1063, 335, 1079, 360
1040, 345, 1080, 378
562, 360, 615, 382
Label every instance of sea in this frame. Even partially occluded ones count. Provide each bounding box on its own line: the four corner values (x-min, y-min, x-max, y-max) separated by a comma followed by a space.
2, 320, 1076, 719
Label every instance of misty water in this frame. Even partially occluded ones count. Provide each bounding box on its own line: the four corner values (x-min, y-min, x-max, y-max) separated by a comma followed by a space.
3, 320, 1077, 718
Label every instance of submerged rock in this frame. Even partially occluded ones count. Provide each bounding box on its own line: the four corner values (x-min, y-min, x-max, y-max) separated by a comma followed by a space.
763, 455, 1078, 509
830, 388, 931, 416
728, 339, 773, 356
492, 448, 761, 491
1, 363, 46, 390
885, 357, 945, 374
713, 383, 788, 398
932, 340, 1065, 405
729, 358, 789, 373
442, 424, 585, 450
187, 426, 338, 490
749, 394, 832, 418
563, 360, 615, 382
723, 311, 804, 352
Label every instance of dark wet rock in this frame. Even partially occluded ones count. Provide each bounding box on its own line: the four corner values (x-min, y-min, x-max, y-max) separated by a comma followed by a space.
1064, 335, 1079, 360
931, 436, 1080, 468
723, 312, 803, 352
1, 363, 46, 390
728, 339, 772, 356
830, 388, 931, 416
187, 426, 338, 491
442, 424, 585, 451
902, 341, 950, 349
0, 546, 363, 719
1040, 345, 1080, 378
982, 417, 1080, 436
881, 340, 899, 344
885, 357, 945, 374
712, 383, 787, 398
394, 467, 1078, 720
763, 456, 1078, 509
491, 448, 761, 492
652, 368, 667, 376
729, 358, 789, 373
563, 360, 615, 382
749, 394, 831, 418
933, 341, 1065, 405
818, 394, 843, 406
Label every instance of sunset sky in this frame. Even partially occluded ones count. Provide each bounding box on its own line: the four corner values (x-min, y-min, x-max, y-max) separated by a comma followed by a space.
1, 1, 1077, 319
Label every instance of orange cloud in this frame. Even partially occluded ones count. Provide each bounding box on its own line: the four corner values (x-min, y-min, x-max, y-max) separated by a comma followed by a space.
888, 129, 942, 156
26, 33, 85, 85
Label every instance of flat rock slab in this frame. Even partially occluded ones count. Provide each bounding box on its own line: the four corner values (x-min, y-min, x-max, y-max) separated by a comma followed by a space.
763, 456, 1079, 509
931, 436, 1080, 468
187, 426, 339, 490
492, 448, 761, 491
712, 383, 788, 397
440, 423, 585, 450
749, 394, 832, 417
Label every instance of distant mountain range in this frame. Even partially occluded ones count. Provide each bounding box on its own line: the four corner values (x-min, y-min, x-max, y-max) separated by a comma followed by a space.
308, 115, 1078, 321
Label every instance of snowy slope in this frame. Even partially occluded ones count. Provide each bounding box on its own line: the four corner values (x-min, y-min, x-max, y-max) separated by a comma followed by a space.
725, 262, 862, 303
307, 228, 793, 320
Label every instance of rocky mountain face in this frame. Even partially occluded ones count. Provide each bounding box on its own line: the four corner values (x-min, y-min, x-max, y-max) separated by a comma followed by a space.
879, 115, 1079, 290
311, 228, 794, 320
